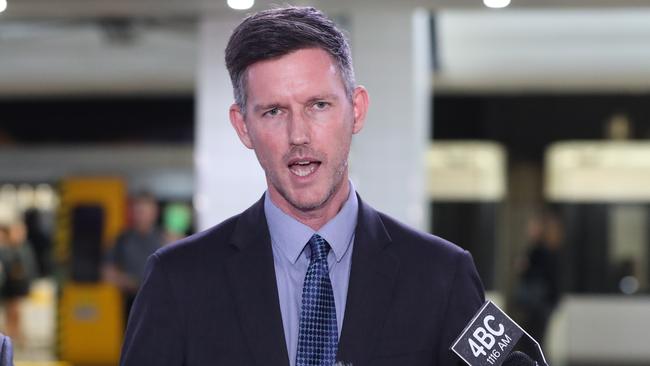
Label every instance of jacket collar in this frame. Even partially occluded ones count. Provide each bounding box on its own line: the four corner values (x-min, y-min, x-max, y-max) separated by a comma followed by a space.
226, 194, 290, 366
337, 194, 399, 364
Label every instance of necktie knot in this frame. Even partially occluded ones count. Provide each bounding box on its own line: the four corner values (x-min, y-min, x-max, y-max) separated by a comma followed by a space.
308, 234, 330, 262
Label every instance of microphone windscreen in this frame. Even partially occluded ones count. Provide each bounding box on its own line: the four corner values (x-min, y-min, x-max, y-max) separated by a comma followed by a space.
503, 351, 537, 366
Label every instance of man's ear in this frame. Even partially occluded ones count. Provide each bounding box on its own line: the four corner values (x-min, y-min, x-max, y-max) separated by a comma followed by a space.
351, 86, 369, 134
229, 103, 254, 149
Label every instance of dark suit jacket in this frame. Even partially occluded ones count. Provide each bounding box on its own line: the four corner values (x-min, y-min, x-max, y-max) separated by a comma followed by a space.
120, 195, 484, 366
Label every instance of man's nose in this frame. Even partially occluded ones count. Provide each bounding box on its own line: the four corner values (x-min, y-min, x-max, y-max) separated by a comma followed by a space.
288, 112, 311, 146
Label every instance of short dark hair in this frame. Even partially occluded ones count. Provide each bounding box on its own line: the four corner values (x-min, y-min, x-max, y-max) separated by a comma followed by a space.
224, 6, 356, 114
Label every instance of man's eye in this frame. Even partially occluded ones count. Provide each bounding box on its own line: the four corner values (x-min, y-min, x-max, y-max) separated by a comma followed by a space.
313, 101, 330, 110
264, 108, 281, 117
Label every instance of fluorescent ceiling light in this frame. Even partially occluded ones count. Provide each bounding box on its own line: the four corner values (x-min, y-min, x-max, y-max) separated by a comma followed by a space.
483, 0, 511, 9
227, 0, 254, 10
0, 0, 7, 13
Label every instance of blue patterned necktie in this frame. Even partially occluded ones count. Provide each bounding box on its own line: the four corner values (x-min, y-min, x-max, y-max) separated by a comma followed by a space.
296, 234, 338, 366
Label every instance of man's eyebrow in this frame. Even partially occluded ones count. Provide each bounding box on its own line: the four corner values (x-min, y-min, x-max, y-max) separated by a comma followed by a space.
307, 94, 340, 103
252, 103, 281, 113
252, 94, 340, 112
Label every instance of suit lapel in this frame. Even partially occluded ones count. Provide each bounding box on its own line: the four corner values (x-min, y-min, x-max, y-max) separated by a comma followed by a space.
337, 196, 399, 364
225, 196, 290, 366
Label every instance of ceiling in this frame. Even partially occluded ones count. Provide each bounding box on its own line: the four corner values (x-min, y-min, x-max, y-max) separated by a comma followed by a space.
4, 0, 650, 20
1, 0, 650, 96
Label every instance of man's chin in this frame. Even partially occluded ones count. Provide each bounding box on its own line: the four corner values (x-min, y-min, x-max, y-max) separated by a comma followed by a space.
272, 178, 344, 213
287, 196, 328, 212
281, 186, 335, 212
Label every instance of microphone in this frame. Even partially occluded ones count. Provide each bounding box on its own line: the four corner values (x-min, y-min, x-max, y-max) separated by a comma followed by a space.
450, 301, 548, 366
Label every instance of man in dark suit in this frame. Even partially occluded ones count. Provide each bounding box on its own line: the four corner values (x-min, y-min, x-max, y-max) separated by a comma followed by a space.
120, 6, 484, 366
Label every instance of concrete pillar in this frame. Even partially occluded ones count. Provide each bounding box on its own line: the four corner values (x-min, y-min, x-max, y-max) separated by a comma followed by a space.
195, 17, 266, 230
349, 8, 432, 231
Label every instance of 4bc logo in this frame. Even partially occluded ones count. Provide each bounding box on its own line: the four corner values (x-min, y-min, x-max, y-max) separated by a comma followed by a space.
469, 315, 508, 357
451, 301, 525, 366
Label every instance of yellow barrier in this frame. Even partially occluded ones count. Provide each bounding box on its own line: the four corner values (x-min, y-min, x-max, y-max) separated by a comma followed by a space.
55, 177, 126, 264
59, 283, 124, 365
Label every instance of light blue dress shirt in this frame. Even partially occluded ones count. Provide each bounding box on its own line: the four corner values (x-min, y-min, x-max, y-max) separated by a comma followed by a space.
264, 181, 358, 366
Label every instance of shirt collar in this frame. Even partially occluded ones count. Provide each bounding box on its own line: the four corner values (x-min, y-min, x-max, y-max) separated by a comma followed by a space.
264, 180, 358, 264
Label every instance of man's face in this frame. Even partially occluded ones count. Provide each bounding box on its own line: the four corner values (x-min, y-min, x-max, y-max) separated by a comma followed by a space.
230, 48, 368, 214
133, 199, 158, 232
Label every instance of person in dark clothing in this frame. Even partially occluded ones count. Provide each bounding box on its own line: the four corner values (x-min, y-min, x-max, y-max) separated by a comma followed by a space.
102, 192, 163, 321
118, 7, 485, 366
515, 211, 563, 347
0, 218, 37, 345
23, 208, 53, 277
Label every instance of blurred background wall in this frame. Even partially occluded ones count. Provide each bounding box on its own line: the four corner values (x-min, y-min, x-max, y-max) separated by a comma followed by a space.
1, 0, 650, 365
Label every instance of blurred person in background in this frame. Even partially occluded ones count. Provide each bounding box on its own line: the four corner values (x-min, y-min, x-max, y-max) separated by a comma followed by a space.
0, 216, 37, 346
23, 208, 53, 278
514, 210, 563, 347
102, 191, 163, 321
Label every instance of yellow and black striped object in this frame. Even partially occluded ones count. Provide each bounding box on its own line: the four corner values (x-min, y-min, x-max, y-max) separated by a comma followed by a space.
55, 177, 126, 365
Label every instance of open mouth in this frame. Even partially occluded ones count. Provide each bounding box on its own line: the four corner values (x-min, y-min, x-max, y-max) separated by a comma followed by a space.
288, 159, 322, 177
